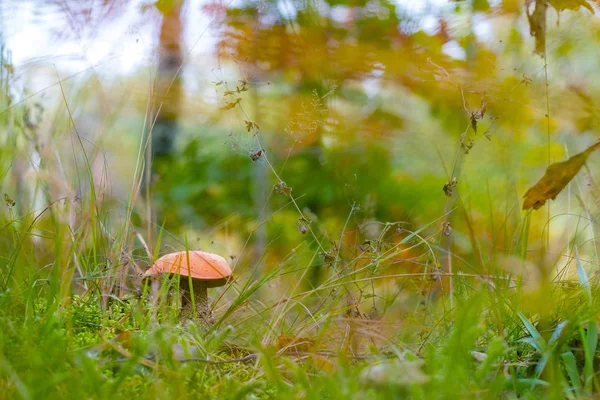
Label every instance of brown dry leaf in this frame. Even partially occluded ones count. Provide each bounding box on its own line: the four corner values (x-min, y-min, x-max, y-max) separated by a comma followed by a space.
220, 98, 241, 110
245, 119, 260, 132
526, 0, 548, 55
470, 102, 486, 133
274, 181, 292, 195
311, 354, 336, 373
276, 335, 315, 354
527, 0, 596, 55
3, 193, 15, 209
443, 177, 458, 197
86, 331, 133, 357
522, 142, 600, 210
249, 149, 265, 161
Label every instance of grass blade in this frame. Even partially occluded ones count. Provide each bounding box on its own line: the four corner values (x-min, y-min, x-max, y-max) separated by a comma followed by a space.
561, 350, 582, 397
575, 247, 592, 303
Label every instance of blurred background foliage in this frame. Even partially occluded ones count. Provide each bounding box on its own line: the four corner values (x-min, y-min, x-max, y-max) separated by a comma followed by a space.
1, 0, 600, 321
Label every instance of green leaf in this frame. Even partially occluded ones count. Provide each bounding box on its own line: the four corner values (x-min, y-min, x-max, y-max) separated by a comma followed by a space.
518, 312, 545, 352
535, 321, 567, 377
583, 321, 598, 394
561, 351, 582, 396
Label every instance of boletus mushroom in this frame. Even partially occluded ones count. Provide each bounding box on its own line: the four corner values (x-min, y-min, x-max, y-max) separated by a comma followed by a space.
143, 250, 232, 323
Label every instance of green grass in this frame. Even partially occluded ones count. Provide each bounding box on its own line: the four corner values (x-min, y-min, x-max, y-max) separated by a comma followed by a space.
1, 270, 599, 399
2, 187, 600, 400
2, 44, 600, 400
0, 124, 599, 400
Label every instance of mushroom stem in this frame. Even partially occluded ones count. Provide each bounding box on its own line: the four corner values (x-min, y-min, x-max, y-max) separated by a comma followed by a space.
180, 279, 211, 323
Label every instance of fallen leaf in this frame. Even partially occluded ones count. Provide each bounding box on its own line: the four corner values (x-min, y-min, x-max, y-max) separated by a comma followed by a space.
360, 359, 429, 388
311, 353, 335, 373
471, 351, 488, 362
276, 335, 315, 354
86, 331, 132, 357
523, 142, 600, 210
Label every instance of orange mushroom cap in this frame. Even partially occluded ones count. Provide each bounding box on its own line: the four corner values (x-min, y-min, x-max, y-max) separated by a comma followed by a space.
144, 251, 232, 287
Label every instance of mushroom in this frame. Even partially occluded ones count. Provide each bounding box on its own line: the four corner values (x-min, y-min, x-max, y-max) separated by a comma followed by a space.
143, 250, 232, 323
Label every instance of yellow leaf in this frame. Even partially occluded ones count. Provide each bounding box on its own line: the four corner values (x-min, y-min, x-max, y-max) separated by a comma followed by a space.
548, 0, 595, 13
522, 142, 600, 210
